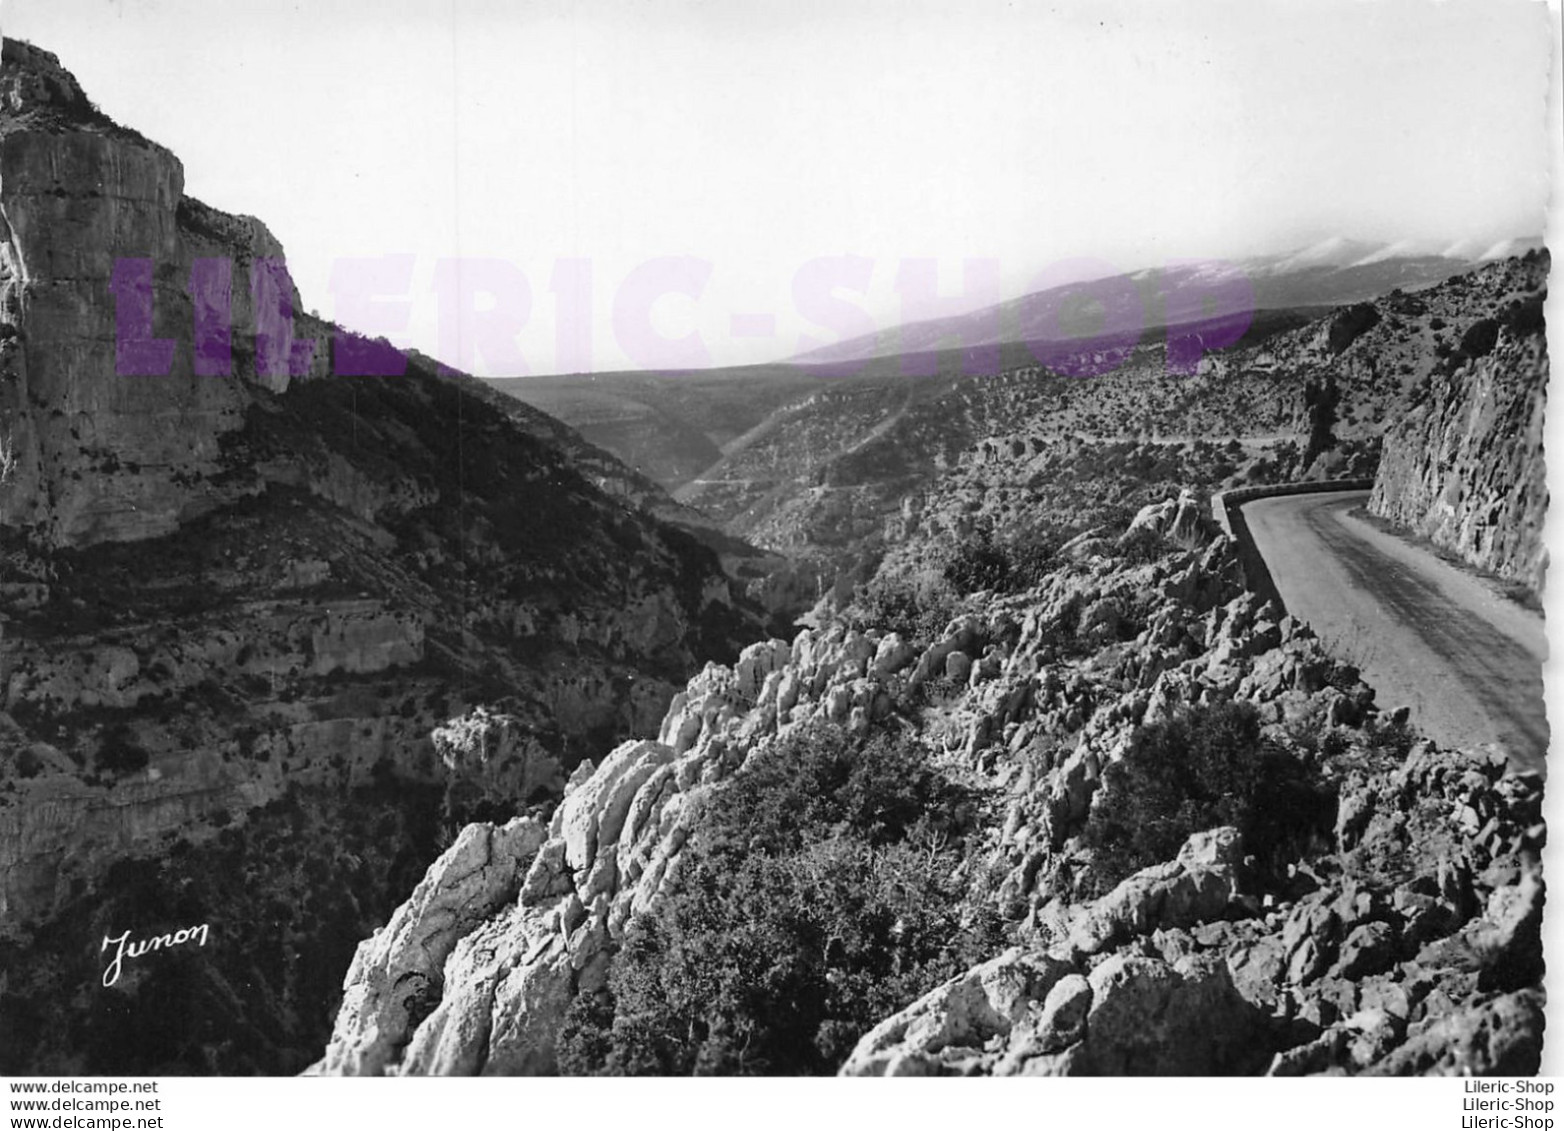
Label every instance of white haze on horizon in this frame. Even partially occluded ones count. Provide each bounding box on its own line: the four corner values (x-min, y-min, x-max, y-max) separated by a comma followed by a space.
0, 0, 1555, 375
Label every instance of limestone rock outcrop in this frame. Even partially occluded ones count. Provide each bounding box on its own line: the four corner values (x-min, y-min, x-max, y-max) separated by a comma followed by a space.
433, 708, 565, 815
318, 511, 1545, 1077
1370, 273, 1548, 594
315, 817, 548, 1077
840, 828, 1268, 1077
0, 40, 326, 546
843, 734, 1544, 1078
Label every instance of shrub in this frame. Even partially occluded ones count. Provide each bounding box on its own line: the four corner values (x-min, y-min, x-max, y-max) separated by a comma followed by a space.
15, 747, 42, 779
1115, 525, 1168, 565
1358, 712, 1418, 765
1005, 529, 1066, 591
1458, 317, 1500, 361
556, 723, 1003, 1076
1081, 701, 1332, 892
942, 526, 1064, 596
909, 673, 964, 708
715, 725, 968, 849
850, 572, 956, 642
942, 530, 1011, 594
1503, 296, 1545, 336
95, 723, 150, 776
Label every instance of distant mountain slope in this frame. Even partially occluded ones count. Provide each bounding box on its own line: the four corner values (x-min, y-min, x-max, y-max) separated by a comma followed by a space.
490, 365, 835, 491
489, 308, 1324, 499
791, 238, 1543, 368
488, 378, 724, 487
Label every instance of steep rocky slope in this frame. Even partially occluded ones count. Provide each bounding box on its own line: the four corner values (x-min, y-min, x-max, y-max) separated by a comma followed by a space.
513, 256, 1540, 606
1370, 266, 1549, 595
497, 255, 1545, 606
316, 496, 1544, 1076
0, 39, 761, 1074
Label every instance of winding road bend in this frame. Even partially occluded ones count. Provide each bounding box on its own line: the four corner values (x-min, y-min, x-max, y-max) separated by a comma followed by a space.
1241, 490, 1548, 774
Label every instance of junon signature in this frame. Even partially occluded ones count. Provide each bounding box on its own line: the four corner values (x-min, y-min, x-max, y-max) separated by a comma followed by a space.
100, 924, 210, 987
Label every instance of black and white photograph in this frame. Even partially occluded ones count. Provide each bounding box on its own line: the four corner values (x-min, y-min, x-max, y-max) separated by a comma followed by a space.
0, 0, 1558, 1099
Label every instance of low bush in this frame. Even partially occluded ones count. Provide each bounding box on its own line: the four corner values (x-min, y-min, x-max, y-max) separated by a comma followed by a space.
556, 723, 1004, 1076
1114, 525, 1168, 566
1081, 700, 1333, 892
940, 523, 1068, 597
942, 530, 1011, 594
849, 571, 957, 642
1356, 712, 1418, 766
95, 723, 150, 776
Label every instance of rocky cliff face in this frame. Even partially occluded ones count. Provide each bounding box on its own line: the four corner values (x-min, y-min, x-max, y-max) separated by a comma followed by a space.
1370, 267, 1549, 594
316, 496, 1543, 1076
0, 39, 762, 1075
0, 42, 322, 546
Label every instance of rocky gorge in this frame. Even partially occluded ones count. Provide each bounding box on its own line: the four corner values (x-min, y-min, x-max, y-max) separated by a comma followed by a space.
0, 33, 1548, 1081
0, 40, 765, 1074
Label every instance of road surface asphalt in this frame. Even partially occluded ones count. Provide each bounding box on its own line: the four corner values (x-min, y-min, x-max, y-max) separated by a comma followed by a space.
1241, 490, 1547, 774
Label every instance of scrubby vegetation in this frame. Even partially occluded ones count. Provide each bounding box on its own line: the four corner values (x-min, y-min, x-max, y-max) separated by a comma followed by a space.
847, 520, 1077, 643
1081, 700, 1335, 893
556, 722, 1005, 1075
94, 722, 151, 776
847, 568, 959, 642
1112, 524, 1169, 566
940, 522, 1065, 596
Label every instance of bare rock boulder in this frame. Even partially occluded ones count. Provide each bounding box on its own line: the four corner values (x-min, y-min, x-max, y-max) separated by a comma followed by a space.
311, 816, 548, 1076
839, 947, 1077, 1077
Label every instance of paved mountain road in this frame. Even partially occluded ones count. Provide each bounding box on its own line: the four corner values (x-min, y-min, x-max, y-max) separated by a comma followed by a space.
1241, 490, 1548, 774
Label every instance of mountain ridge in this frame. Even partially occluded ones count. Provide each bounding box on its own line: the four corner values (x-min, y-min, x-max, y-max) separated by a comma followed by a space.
789, 237, 1545, 368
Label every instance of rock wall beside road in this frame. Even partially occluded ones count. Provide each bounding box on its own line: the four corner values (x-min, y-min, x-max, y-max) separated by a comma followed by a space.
1369, 286, 1548, 595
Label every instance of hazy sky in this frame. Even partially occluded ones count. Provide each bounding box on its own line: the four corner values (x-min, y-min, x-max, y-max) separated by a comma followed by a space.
1, 0, 1556, 373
